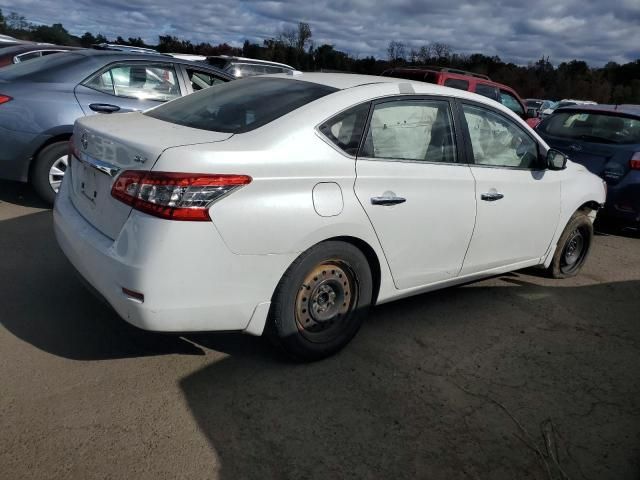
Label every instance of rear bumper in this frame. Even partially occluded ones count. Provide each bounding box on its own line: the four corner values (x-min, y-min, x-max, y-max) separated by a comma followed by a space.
53, 176, 294, 333
0, 126, 47, 182
602, 172, 640, 226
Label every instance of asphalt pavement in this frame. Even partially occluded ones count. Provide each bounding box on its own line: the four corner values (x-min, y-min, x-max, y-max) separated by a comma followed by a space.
1, 179, 639, 479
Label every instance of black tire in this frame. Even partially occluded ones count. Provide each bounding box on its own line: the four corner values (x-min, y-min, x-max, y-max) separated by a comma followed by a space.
267, 241, 373, 361
31, 141, 69, 205
547, 211, 593, 278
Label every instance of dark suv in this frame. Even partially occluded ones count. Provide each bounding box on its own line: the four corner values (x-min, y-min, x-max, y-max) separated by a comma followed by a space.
382, 66, 530, 120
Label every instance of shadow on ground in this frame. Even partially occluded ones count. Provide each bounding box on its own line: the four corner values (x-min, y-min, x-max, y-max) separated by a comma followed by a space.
181, 279, 640, 480
0, 180, 50, 210
0, 210, 203, 359
1, 189, 638, 479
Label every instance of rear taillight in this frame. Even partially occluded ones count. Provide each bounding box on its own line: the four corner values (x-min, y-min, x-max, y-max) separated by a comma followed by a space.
111, 171, 251, 221
630, 152, 640, 170
0, 94, 12, 105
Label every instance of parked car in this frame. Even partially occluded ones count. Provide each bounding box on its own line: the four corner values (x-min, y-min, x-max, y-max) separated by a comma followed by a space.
206, 55, 296, 77
540, 99, 597, 118
381, 67, 532, 121
0, 34, 21, 43
53, 73, 605, 361
537, 104, 640, 229
0, 50, 233, 203
0, 43, 79, 67
524, 98, 553, 118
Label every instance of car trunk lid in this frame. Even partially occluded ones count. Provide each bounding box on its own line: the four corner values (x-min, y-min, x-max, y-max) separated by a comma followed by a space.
69, 112, 233, 239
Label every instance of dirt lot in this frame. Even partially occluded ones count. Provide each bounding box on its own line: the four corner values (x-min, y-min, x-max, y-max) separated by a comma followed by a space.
1, 180, 639, 480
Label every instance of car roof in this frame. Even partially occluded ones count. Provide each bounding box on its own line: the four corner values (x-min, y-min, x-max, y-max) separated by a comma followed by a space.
208, 55, 294, 69
0, 49, 234, 83
266, 72, 524, 114
556, 104, 640, 117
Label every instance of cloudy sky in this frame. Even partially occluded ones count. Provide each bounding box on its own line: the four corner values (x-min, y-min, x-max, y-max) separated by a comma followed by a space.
3, 0, 640, 66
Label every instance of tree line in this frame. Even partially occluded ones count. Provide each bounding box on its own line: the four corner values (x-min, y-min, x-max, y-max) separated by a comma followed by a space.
1, 9, 638, 103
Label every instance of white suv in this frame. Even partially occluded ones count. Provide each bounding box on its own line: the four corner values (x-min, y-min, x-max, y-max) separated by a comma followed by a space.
54, 74, 606, 360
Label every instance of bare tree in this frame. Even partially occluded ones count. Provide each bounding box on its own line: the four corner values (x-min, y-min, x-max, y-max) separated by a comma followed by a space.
296, 22, 312, 51
387, 41, 406, 62
278, 26, 297, 48
431, 42, 451, 59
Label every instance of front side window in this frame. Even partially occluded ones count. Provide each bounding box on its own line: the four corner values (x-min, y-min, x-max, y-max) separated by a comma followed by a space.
361, 99, 456, 163
463, 104, 539, 168
499, 91, 524, 115
84, 63, 181, 102
185, 68, 226, 91
319, 103, 370, 155
444, 78, 469, 91
145, 77, 337, 133
540, 112, 640, 144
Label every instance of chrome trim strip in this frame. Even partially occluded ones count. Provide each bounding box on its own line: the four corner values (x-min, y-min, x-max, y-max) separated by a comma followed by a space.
74, 151, 120, 177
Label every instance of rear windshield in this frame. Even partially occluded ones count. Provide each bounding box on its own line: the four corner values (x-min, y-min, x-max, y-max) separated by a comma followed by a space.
145, 77, 338, 133
0, 52, 85, 82
540, 111, 640, 144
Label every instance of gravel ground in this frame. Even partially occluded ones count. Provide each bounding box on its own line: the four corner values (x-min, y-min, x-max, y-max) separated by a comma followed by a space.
1, 180, 639, 480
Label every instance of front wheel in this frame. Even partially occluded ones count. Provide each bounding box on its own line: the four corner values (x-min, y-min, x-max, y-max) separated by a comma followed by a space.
267, 241, 373, 361
547, 211, 594, 278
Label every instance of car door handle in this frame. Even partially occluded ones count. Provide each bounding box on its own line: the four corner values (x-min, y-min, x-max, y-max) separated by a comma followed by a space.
371, 196, 406, 206
89, 103, 120, 113
480, 192, 504, 201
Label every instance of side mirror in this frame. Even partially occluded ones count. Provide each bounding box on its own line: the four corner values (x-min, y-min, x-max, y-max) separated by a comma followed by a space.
547, 149, 568, 170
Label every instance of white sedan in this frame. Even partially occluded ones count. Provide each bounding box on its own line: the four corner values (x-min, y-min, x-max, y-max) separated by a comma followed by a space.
54, 73, 606, 360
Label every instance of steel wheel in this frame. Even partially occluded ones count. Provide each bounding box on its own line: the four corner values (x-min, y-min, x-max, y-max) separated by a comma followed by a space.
560, 226, 588, 274
48, 155, 68, 193
294, 261, 358, 343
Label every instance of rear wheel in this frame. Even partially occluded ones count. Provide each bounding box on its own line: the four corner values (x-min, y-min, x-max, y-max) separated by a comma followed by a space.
267, 241, 373, 361
547, 211, 593, 278
31, 141, 69, 204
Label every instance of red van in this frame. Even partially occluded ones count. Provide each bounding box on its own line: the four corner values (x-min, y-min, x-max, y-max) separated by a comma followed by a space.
381, 67, 533, 123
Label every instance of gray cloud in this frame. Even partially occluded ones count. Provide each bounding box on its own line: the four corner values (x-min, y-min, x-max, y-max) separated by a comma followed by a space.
2, 0, 639, 66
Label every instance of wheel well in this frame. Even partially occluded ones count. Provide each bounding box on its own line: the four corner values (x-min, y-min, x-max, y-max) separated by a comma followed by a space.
328, 236, 382, 305
578, 201, 601, 214
27, 133, 72, 182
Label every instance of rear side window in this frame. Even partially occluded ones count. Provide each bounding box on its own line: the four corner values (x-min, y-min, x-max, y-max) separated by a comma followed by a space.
185, 67, 226, 91
146, 77, 338, 133
319, 103, 370, 155
361, 99, 456, 163
540, 112, 640, 144
475, 83, 499, 101
443, 78, 469, 91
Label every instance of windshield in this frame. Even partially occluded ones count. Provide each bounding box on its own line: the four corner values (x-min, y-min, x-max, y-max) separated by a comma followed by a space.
540, 111, 640, 144
145, 77, 338, 133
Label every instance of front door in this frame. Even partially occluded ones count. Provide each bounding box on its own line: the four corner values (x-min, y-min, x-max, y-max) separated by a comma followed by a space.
354, 97, 477, 290
458, 102, 561, 274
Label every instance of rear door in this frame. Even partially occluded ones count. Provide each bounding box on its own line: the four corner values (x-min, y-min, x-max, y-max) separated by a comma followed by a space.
74, 61, 185, 115
354, 96, 477, 289
458, 101, 561, 274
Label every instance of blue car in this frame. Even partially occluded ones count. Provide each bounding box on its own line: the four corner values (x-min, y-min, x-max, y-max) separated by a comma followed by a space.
0, 50, 233, 202
537, 104, 640, 229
